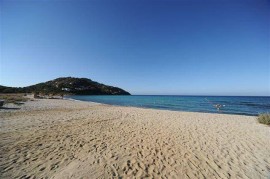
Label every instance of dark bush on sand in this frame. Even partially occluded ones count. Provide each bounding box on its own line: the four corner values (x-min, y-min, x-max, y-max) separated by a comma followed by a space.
258, 113, 270, 125
0, 93, 28, 104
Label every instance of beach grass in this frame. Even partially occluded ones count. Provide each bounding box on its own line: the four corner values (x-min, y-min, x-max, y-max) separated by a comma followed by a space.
0, 93, 28, 104
258, 113, 270, 125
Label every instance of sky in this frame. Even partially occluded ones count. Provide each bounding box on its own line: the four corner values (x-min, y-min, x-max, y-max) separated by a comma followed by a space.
0, 0, 269, 96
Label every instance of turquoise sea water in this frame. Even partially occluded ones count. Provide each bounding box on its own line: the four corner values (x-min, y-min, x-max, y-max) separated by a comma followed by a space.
68, 95, 270, 116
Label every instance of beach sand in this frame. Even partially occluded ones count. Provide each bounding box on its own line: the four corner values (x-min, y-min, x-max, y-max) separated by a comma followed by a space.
0, 98, 269, 178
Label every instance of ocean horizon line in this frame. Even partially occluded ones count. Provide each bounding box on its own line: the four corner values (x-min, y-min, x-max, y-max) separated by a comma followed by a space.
109, 94, 270, 97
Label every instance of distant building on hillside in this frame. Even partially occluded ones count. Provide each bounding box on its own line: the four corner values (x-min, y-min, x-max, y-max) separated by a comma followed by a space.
61, 88, 71, 91
75, 86, 90, 91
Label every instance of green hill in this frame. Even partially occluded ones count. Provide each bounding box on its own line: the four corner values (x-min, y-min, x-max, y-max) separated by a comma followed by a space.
0, 77, 130, 95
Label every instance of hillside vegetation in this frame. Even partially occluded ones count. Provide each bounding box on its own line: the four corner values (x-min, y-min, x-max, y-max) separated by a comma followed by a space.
0, 77, 130, 95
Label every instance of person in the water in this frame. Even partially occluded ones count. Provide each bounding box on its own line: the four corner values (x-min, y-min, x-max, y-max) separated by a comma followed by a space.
214, 104, 225, 111
205, 98, 226, 111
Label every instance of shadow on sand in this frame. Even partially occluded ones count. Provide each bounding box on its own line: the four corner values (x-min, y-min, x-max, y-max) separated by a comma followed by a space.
0, 107, 20, 110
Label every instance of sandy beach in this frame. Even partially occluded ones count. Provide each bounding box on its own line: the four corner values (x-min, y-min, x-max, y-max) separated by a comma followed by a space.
0, 98, 269, 179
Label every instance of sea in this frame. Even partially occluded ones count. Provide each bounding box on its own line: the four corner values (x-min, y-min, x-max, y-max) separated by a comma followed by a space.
68, 95, 270, 116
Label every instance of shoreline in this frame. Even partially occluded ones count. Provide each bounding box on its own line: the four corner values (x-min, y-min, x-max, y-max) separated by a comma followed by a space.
1, 98, 269, 178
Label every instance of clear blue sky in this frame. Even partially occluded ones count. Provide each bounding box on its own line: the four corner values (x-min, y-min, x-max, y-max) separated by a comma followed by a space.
0, 0, 269, 96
